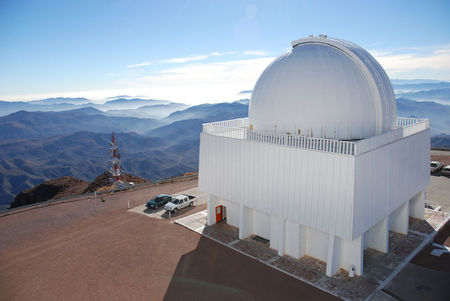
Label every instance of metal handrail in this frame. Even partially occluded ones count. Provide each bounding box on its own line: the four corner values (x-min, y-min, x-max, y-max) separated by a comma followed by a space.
202, 117, 429, 156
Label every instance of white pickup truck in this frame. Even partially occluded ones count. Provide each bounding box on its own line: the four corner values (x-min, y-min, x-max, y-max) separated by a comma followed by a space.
164, 194, 196, 213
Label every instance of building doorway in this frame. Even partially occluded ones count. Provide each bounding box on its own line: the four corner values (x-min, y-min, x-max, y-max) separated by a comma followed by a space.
215, 205, 227, 223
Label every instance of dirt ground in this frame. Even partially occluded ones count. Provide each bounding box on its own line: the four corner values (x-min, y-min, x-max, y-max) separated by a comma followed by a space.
431, 149, 450, 166
0, 179, 338, 301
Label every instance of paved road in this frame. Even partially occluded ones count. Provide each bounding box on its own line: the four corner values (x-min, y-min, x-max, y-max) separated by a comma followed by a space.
427, 175, 450, 212
0, 179, 338, 301
383, 223, 450, 301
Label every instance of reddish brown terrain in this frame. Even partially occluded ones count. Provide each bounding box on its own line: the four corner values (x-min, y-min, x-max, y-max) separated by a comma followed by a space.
10, 176, 89, 208
10, 172, 151, 210
0, 179, 337, 301
431, 148, 450, 165
83, 171, 151, 193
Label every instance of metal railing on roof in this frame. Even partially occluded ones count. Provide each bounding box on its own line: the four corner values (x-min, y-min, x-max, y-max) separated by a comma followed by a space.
202, 117, 429, 156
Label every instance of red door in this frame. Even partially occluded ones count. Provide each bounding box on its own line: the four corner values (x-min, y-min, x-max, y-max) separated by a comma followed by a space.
215, 205, 223, 223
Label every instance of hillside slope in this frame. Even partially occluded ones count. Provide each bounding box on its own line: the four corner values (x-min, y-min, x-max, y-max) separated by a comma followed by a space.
10, 176, 89, 208
0, 131, 196, 209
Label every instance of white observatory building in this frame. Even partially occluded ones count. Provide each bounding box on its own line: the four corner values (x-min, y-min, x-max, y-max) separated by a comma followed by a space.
199, 36, 430, 276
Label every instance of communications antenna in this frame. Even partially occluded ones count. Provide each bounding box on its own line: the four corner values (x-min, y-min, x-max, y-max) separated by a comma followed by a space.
109, 132, 122, 183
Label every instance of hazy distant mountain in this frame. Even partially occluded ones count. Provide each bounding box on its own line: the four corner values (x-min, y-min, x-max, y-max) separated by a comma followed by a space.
0, 100, 96, 116
0, 108, 161, 140
149, 119, 205, 144
0, 131, 195, 209
163, 101, 248, 123
234, 98, 250, 105
391, 79, 444, 85
103, 98, 171, 109
105, 103, 188, 118
392, 82, 450, 92
148, 101, 249, 142
239, 90, 252, 94
0, 97, 186, 119
397, 88, 450, 104
397, 98, 450, 135
28, 97, 91, 105
431, 134, 450, 149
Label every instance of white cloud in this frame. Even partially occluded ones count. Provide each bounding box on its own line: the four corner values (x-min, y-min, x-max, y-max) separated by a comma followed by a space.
243, 50, 268, 56
126, 52, 223, 69
126, 61, 152, 69
126, 50, 271, 70
163, 55, 209, 64
135, 57, 274, 103
369, 45, 450, 79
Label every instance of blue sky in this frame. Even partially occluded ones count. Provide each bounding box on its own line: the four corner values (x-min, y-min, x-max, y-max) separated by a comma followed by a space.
1, 0, 449, 103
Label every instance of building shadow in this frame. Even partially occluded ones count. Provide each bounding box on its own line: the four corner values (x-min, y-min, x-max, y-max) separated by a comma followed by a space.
431, 172, 450, 179
162, 235, 340, 301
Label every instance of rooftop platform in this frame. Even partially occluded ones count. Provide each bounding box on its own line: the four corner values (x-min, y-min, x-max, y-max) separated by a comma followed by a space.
202, 117, 429, 156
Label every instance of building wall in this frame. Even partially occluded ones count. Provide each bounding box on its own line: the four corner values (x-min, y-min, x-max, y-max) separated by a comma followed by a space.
199, 133, 356, 240
199, 129, 429, 241
352, 130, 430, 238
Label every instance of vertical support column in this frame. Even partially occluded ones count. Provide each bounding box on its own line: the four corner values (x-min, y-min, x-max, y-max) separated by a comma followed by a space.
299, 225, 307, 258
270, 216, 279, 250
326, 233, 344, 277
285, 221, 301, 258
207, 194, 215, 226
239, 204, 245, 239
390, 202, 409, 235
342, 235, 363, 276
409, 190, 425, 220
368, 217, 389, 253
278, 218, 286, 256
326, 233, 337, 276
239, 204, 253, 239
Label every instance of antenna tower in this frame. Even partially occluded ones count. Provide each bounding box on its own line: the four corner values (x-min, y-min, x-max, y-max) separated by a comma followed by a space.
109, 132, 122, 182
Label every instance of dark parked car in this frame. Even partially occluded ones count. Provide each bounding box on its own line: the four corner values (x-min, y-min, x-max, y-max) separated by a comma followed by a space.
146, 194, 172, 209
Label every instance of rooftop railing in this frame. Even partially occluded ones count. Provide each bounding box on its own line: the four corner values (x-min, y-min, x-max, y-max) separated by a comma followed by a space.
202, 117, 429, 156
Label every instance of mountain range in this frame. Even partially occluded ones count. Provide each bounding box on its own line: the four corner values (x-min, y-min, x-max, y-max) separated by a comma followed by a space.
0, 102, 248, 209
0, 97, 187, 118
0, 81, 449, 210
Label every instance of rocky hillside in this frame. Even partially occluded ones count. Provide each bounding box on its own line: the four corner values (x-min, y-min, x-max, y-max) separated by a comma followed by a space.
83, 171, 150, 193
10, 177, 89, 209
10, 172, 151, 209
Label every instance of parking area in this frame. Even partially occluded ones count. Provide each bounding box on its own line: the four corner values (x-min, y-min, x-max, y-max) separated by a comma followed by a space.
127, 187, 208, 219
427, 175, 450, 212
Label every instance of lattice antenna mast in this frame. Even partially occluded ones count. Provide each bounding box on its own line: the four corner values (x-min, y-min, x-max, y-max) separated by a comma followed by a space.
109, 132, 122, 182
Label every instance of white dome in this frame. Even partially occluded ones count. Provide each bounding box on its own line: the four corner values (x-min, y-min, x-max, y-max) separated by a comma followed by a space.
248, 36, 397, 140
